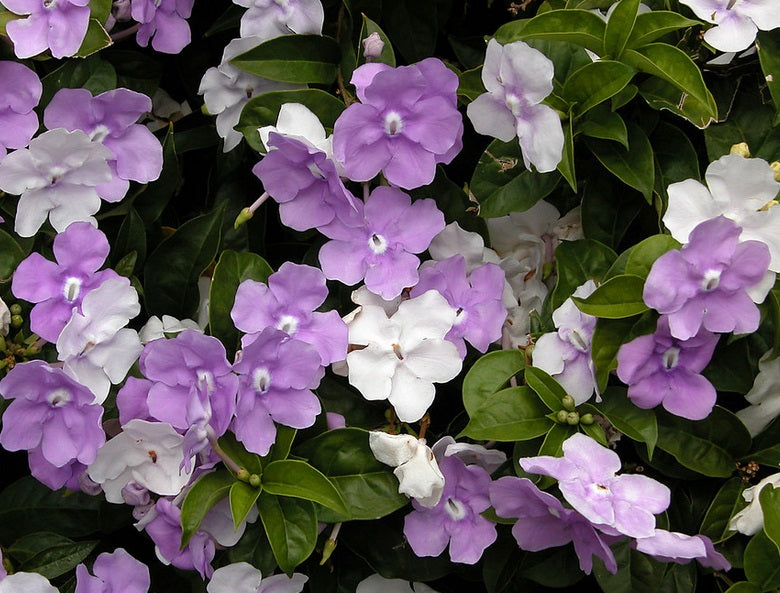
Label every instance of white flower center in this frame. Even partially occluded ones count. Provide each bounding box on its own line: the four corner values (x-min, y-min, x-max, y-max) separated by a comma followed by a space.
566, 328, 589, 353
307, 161, 326, 179
453, 307, 466, 326
369, 233, 388, 254
505, 93, 523, 117
196, 370, 215, 394
701, 269, 721, 292
63, 277, 82, 302
89, 124, 111, 143
444, 498, 467, 521
661, 347, 680, 370
47, 388, 71, 407
384, 111, 403, 136
42, 0, 57, 8
49, 165, 68, 184
590, 482, 611, 497
253, 368, 271, 394
277, 314, 299, 335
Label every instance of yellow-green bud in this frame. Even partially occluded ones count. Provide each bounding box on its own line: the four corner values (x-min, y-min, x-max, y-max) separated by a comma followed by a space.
729, 142, 750, 158
565, 411, 580, 425
249, 474, 261, 488
233, 207, 254, 230
236, 468, 250, 482
771, 161, 780, 182
10, 315, 22, 328
9, 304, 21, 315
0, 335, 5, 352
320, 538, 337, 565
561, 395, 576, 412
580, 413, 595, 425
556, 410, 569, 424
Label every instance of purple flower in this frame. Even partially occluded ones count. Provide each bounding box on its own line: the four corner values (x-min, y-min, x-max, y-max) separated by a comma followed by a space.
28, 449, 89, 491
12, 222, 119, 343
0, 360, 105, 476
333, 59, 462, 189
318, 186, 445, 299
617, 316, 719, 420
75, 548, 150, 593
0, 61, 41, 158
403, 454, 496, 564
644, 216, 772, 340
490, 476, 618, 574
633, 530, 730, 571
131, 0, 194, 54
139, 330, 238, 437
232, 328, 323, 456
252, 132, 359, 232
232, 262, 348, 365
44, 88, 163, 202
519, 433, 670, 538
2, 0, 90, 58
410, 256, 507, 357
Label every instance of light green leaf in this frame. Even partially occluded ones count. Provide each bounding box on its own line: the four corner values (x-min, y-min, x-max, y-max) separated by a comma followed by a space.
603, 0, 641, 59
563, 60, 636, 115
639, 76, 718, 129
261, 460, 347, 515
217, 432, 264, 476
495, 10, 607, 54
757, 31, 780, 117
231, 34, 341, 84
257, 493, 317, 575
760, 485, 780, 558
558, 108, 577, 192
75, 19, 112, 58
525, 366, 567, 411
458, 66, 485, 102
626, 11, 701, 49
229, 481, 262, 530
463, 350, 526, 418
460, 386, 554, 441
581, 420, 608, 446
624, 235, 681, 279
572, 274, 648, 318
585, 122, 655, 202
745, 530, 780, 591
180, 470, 235, 547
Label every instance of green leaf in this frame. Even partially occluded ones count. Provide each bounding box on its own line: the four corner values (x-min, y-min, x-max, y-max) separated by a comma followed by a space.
551, 239, 617, 310
8, 532, 74, 564
231, 34, 341, 84
700, 477, 747, 543
18, 540, 98, 579
495, 10, 607, 54
758, 31, 780, 116
458, 66, 485, 102
558, 108, 577, 192
217, 431, 264, 475
461, 386, 554, 441
623, 43, 717, 121
724, 583, 761, 593
761, 485, 780, 557
470, 139, 561, 218
111, 208, 147, 275
603, 0, 640, 59
144, 204, 224, 318
0, 228, 26, 281
626, 11, 701, 48
594, 539, 695, 593
88, 0, 112, 21
624, 235, 681, 279
579, 105, 629, 148
525, 366, 567, 411
257, 493, 317, 575
572, 274, 648, 318
655, 407, 751, 477
180, 470, 235, 547
134, 126, 179, 224
750, 417, 780, 467
358, 14, 395, 67
584, 386, 658, 457
562, 60, 635, 115
581, 174, 644, 249
75, 19, 112, 58
745, 530, 780, 591
585, 122, 655, 202
227, 524, 277, 575
462, 350, 526, 418
229, 481, 263, 530
40, 55, 117, 105
639, 76, 718, 129
611, 83, 638, 110
295, 428, 408, 522
651, 120, 701, 202
266, 425, 296, 463
237, 89, 345, 152
208, 250, 273, 355
380, 0, 437, 63
581, 420, 608, 446
261, 460, 347, 515
589, 313, 657, 392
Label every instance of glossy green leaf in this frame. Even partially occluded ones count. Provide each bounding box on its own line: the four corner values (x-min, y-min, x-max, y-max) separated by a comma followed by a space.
463, 349, 526, 417
470, 139, 561, 218
563, 60, 635, 115
639, 76, 717, 129
231, 34, 340, 84
227, 524, 277, 575
535, 424, 578, 488
209, 250, 273, 355
651, 120, 701, 202
296, 428, 407, 522
495, 9, 606, 54
626, 11, 701, 48
229, 481, 262, 530
218, 431, 264, 475
593, 540, 664, 593
75, 19, 112, 58
611, 83, 638, 110
581, 420, 608, 446
0, 229, 26, 281
88, 0, 111, 21
558, 107, 577, 192
551, 239, 617, 310
18, 539, 98, 579
589, 313, 657, 392
237, 89, 345, 152
134, 126, 179, 224
572, 274, 648, 318
261, 460, 347, 515
358, 14, 395, 67
603, 0, 640, 58
40, 55, 117, 104
458, 66, 485, 102
760, 485, 780, 557
144, 204, 224, 318
758, 31, 780, 117
266, 425, 296, 463
624, 235, 681, 279
745, 530, 780, 591
525, 366, 567, 411
257, 493, 317, 575
584, 386, 658, 456
585, 122, 655, 202
579, 105, 629, 148
461, 386, 554, 441
180, 470, 235, 547
725, 583, 761, 593
8, 532, 74, 564
700, 478, 747, 543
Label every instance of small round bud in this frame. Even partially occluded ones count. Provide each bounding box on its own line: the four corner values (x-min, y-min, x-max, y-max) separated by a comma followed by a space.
9, 304, 21, 315
565, 412, 580, 425
556, 410, 569, 424
10, 314, 22, 328
362, 32, 385, 62
771, 161, 780, 183
580, 413, 595, 425
729, 142, 750, 158
249, 474, 261, 488
236, 468, 250, 482
561, 395, 576, 412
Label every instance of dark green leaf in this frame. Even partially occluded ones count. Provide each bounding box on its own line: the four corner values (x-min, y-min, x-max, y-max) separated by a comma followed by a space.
461, 386, 554, 441
381, 0, 437, 63
261, 460, 347, 515
589, 313, 657, 392
8, 532, 74, 564
229, 481, 262, 529
75, 19, 112, 58
626, 11, 701, 48
603, 0, 641, 59
257, 493, 318, 575
218, 431, 264, 475
572, 274, 648, 318
358, 14, 395, 67
458, 66, 485, 102
724, 583, 761, 593
624, 235, 680, 279
584, 386, 658, 456
463, 350, 526, 418
592, 540, 661, 593
585, 122, 655, 202
19, 540, 98, 579
525, 366, 567, 411
134, 126, 179, 224
266, 425, 296, 463
551, 239, 617, 310
651, 120, 701, 202
521, 546, 585, 587
758, 31, 780, 117
745, 530, 780, 591
111, 208, 147, 274
231, 35, 341, 84
639, 76, 717, 129
581, 174, 644, 248
563, 60, 635, 115
579, 105, 629, 148
40, 55, 117, 104
0, 228, 26, 281
88, 0, 111, 22
558, 108, 577, 192
104, 50, 162, 98
495, 10, 606, 54
611, 83, 638, 110
760, 485, 780, 557
227, 523, 277, 575
144, 204, 224, 318
581, 420, 608, 445
700, 478, 747, 543
180, 470, 235, 547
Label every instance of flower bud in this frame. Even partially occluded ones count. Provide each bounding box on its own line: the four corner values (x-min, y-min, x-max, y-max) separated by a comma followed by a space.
249, 473, 261, 488
565, 411, 580, 425
729, 142, 750, 158
771, 161, 780, 182
233, 207, 254, 229
561, 394, 576, 411
9, 304, 21, 315
556, 410, 569, 424
362, 32, 385, 62
236, 468, 250, 482
10, 314, 22, 328
580, 413, 595, 425
320, 537, 338, 565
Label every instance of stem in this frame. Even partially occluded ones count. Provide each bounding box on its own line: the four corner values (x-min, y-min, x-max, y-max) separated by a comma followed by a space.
110, 23, 139, 42
248, 191, 270, 214
335, 5, 356, 106
362, 182, 370, 201
418, 414, 431, 440
206, 426, 242, 475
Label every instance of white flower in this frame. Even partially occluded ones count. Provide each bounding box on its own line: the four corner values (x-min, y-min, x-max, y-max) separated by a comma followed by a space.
663, 153, 780, 272
737, 352, 780, 436
729, 472, 780, 535
0, 572, 58, 593
207, 562, 307, 593
369, 432, 445, 508
467, 39, 564, 172
200, 498, 259, 547
0, 128, 112, 237
258, 102, 332, 156
356, 574, 439, 593
346, 290, 461, 422
233, 0, 323, 41
679, 0, 780, 53
88, 419, 194, 503
139, 314, 201, 344
0, 297, 10, 336
57, 278, 142, 403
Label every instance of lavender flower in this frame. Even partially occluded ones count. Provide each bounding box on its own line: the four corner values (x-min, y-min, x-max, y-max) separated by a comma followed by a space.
403, 454, 497, 564
678, 0, 780, 52
519, 433, 670, 538
318, 186, 445, 299
2, 0, 90, 58
12, 222, 120, 343
131, 0, 194, 54
617, 316, 719, 420
233, 0, 323, 40
0, 61, 41, 158
633, 530, 730, 570
74, 548, 150, 593
644, 216, 772, 340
